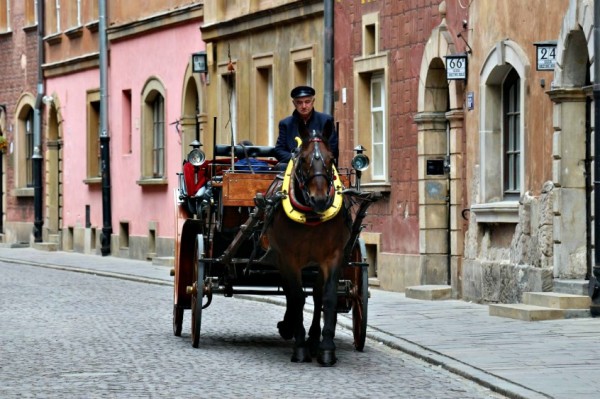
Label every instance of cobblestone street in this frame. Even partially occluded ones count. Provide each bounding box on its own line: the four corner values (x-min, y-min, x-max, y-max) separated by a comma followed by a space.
0, 261, 503, 398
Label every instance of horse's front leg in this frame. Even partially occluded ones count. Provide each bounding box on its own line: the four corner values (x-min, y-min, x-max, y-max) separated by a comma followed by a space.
280, 274, 311, 363
318, 268, 339, 366
307, 273, 323, 357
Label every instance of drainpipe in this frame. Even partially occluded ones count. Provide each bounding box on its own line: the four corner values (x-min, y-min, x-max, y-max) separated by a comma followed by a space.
591, 0, 600, 315
32, 0, 45, 243
445, 122, 451, 286
323, 0, 334, 117
99, 0, 113, 256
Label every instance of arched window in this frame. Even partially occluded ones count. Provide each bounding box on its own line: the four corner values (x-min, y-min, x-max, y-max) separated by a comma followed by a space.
473, 40, 529, 223
139, 78, 167, 184
14, 94, 36, 195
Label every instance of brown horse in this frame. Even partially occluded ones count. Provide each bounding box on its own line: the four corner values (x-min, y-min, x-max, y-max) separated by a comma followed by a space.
264, 120, 351, 366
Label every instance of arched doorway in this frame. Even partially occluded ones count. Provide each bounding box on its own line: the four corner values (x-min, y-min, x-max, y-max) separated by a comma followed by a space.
549, 2, 592, 281
414, 8, 465, 297
45, 97, 63, 244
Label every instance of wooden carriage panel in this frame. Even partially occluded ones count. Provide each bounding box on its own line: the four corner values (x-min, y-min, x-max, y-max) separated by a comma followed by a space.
221, 172, 276, 207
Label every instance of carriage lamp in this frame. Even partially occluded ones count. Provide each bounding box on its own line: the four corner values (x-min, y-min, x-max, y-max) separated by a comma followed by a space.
352, 145, 370, 191
188, 140, 206, 166
351, 145, 370, 171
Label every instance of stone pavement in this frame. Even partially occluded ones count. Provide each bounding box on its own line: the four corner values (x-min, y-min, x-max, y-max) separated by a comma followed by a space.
1, 246, 598, 399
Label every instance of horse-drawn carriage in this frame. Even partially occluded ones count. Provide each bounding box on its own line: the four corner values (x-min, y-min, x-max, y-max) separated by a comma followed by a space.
172, 121, 380, 366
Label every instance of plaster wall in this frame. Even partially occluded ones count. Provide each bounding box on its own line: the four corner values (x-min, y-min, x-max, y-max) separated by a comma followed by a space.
461, 0, 569, 303
108, 22, 203, 240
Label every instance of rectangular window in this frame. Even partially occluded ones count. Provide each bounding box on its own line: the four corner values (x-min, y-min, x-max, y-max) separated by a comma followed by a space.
255, 66, 274, 145
370, 74, 386, 180
122, 90, 132, 154
294, 60, 312, 88
152, 95, 165, 178
25, 0, 38, 26
26, 110, 34, 187
221, 74, 237, 144
503, 69, 520, 197
86, 90, 101, 179
67, 0, 81, 28
55, 0, 61, 32
0, 0, 11, 32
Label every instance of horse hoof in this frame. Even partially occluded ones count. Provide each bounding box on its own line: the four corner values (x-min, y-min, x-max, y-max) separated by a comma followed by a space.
291, 347, 312, 363
277, 321, 293, 340
317, 350, 337, 367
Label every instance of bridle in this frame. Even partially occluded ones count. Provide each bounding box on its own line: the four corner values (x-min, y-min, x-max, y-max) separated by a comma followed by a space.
293, 134, 335, 210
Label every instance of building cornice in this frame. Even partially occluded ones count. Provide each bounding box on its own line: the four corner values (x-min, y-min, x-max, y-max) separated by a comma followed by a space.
108, 4, 203, 43
201, 0, 323, 42
43, 52, 99, 78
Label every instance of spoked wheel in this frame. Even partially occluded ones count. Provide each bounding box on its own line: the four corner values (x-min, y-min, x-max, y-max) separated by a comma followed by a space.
191, 234, 206, 348
350, 239, 369, 351
173, 305, 184, 336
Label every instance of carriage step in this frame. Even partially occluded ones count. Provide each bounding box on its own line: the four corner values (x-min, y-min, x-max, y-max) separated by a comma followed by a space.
405, 285, 451, 300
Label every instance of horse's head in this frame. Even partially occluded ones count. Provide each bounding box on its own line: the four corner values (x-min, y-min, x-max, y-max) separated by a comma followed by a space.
293, 119, 336, 213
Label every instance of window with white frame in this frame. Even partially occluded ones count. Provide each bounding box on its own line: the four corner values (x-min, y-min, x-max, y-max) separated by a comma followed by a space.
25, 0, 38, 26
55, 0, 61, 32
370, 74, 386, 180
67, 0, 81, 28
0, 0, 11, 32
221, 73, 237, 144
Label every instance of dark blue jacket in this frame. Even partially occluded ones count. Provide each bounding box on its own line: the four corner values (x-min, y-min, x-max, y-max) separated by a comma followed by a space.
275, 110, 338, 163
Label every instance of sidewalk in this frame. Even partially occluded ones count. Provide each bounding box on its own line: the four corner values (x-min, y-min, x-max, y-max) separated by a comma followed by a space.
1, 246, 598, 399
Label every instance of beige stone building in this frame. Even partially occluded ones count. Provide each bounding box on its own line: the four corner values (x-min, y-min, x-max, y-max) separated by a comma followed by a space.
461, 0, 597, 303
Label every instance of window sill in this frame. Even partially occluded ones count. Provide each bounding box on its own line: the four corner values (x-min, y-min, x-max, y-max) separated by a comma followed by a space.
23, 24, 38, 33
86, 20, 99, 33
65, 26, 84, 39
44, 32, 63, 45
12, 187, 34, 198
84, 177, 102, 185
0, 30, 13, 38
471, 201, 519, 224
137, 177, 168, 187
358, 182, 391, 194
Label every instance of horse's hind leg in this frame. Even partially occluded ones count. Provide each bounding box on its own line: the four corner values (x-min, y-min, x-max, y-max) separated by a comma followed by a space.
318, 269, 339, 366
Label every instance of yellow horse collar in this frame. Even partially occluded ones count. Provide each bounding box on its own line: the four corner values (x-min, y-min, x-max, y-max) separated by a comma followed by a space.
280, 158, 344, 225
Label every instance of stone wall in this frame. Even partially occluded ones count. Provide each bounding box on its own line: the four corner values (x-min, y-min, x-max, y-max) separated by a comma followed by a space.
463, 168, 554, 303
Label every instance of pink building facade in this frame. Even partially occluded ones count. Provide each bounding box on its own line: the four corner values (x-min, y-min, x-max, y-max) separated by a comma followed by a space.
44, 6, 205, 261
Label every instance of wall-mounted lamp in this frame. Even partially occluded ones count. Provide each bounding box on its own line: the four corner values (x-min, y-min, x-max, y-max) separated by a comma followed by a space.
42, 95, 54, 105
191, 51, 208, 74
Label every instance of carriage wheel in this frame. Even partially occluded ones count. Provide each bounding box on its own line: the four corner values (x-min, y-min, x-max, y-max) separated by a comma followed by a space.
351, 239, 369, 351
173, 305, 184, 336
191, 234, 205, 348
